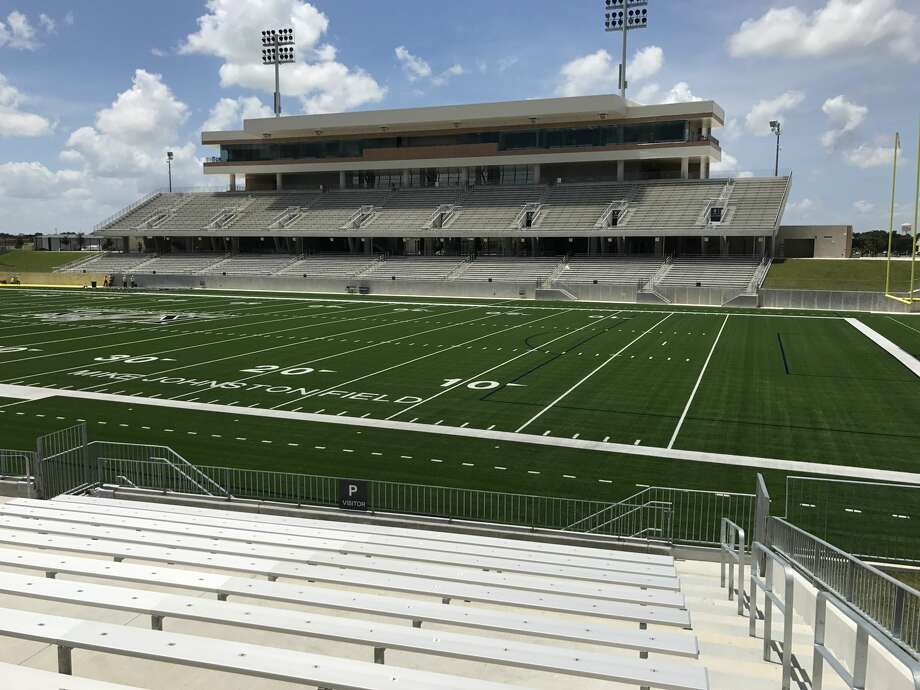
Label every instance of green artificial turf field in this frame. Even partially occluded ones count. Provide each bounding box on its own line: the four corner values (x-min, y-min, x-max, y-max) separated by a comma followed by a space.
0, 288, 918, 512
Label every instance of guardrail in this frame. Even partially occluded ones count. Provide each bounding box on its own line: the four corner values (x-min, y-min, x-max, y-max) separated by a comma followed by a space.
750, 541, 797, 690
720, 518, 746, 616
812, 591, 920, 690
0, 449, 34, 478
769, 515, 920, 658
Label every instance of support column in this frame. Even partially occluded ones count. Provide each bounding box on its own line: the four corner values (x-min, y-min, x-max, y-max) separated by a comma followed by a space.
151, 615, 164, 631
58, 646, 72, 675
616, 160, 625, 182
229, 174, 236, 192
700, 156, 709, 180
533, 164, 541, 184
616, 236, 626, 255
338, 171, 346, 189
680, 158, 689, 180
276, 173, 283, 191
720, 236, 729, 256
374, 647, 386, 664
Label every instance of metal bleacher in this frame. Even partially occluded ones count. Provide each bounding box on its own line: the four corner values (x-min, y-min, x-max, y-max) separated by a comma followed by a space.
280, 253, 381, 278
446, 185, 546, 230
555, 256, 666, 285
62, 253, 156, 274
135, 253, 226, 275
453, 256, 562, 283
656, 256, 762, 289
285, 190, 392, 231
0, 493, 710, 690
367, 256, 467, 281
362, 188, 462, 231
204, 254, 298, 275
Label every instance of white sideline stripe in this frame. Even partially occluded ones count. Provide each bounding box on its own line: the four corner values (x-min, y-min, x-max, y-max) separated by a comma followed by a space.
0, 384, 52, 401
848, 318, 920, 379
515, 313, 673, 433
1, 383, 915, 483
667, 315, 730, 450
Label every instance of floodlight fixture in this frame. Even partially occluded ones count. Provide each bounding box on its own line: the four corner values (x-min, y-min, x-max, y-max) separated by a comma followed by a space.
603, 0, 649, 99
261, 26, 296, 116
770, 120, 782, 176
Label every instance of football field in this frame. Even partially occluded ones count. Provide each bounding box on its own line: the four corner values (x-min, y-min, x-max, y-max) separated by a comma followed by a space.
0, 287, 918, 502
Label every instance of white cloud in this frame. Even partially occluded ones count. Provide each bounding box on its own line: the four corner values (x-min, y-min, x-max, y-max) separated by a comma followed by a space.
0, 10, 38, 49
496, 56, 519, 72
0, 72, 53, 137
203, 96, 273, 132
745, 91, 805, 135
710, 151, 755, 178
635, 81, 702, 105
395, 45, 432, 82
853, 200, 875, 214
557, 46, 662, 97
821, 95, 868, 148
728, 0, 920, 63
64, 11, 74, 26
62, 69, 198, 183
151, 48, 168, 58
396, 47, 464, 88
38, 13, 55, 33
787, 198, 815, 212
181, 0, 384, 114
844, 143, 899, 168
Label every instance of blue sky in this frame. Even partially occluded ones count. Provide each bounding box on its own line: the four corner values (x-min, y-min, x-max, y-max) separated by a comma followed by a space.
0, 0, 918, 234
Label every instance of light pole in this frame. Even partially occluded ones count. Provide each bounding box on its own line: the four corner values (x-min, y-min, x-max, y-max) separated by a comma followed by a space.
770, 120, 782, 176
261, 27, 295, 116
603, 0, 649, 100
166, 151, 173, 192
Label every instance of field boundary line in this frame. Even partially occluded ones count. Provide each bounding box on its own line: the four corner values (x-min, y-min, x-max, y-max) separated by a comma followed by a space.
886, 315, 920, 337
847, 318, 920, 379
515, 313, 673, 433
667, 314, 730, 449
271, 310, 564, 410
386, 310, 622, 421
3, 382, 919, 484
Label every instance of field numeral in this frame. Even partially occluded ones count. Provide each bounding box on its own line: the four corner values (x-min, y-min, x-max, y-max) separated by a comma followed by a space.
240, 364, 316, 376
441, 378, 501, 390
93, 354, 162, 364
0, 346, 28, 354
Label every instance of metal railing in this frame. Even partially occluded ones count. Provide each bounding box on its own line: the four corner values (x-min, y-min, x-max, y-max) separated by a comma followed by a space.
93, 191, 161, 232
0, 449, 34, 478
566, 485, 755, 546
720, 518, 746, 616
750, 541, 797, 690
769, 515, 920, 658
812, 591, 920, 690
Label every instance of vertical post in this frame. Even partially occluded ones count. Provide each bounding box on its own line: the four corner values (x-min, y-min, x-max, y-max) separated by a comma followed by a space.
274, 33, 281, 116
812, 595, 827, 690
620, 23, 628, 99
774, 130, 780, 177
910, 117, 919, 301
885, 133, 900, 295
57, 646, 73, 675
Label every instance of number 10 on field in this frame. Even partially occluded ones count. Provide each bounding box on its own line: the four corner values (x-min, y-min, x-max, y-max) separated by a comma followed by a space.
441, 378, 501, 390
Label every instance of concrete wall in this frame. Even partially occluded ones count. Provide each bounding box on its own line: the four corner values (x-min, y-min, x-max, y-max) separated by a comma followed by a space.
759, 288, 918, 313
777, 225, 852, 258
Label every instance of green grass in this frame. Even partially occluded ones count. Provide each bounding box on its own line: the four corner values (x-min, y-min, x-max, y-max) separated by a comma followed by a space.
764, 258, 920, 292
0, 250, 95, 273
0, 288, 918, 518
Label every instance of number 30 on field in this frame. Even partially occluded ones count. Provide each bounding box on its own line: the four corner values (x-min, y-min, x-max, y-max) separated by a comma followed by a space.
441, 378, 501, 390
93, 354, 162, 363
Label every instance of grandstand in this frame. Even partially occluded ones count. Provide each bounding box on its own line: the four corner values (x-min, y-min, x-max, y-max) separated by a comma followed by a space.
77, 94, 795, 305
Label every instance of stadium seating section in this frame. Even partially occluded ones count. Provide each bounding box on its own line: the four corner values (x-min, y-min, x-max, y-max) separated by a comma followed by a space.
100, 177, 789, 235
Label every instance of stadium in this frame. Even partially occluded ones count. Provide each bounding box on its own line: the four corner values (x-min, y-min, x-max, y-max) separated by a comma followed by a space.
0, 1, 919, 689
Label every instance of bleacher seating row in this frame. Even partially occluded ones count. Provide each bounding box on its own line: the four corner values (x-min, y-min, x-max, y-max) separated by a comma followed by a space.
63, 253, 765, 289
0, 494, 711, 690
100, 177, 790, 234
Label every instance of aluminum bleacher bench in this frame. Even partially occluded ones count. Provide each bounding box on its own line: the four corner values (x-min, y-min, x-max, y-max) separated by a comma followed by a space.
55, 494, 674, 569
0, 547, 697, 653
0, 524, 690, 624
0, 511, 686, 609
7, 500, 678, 588
0, 573, 707, 687
0, 662, 145, 690
0, 606, 542, 690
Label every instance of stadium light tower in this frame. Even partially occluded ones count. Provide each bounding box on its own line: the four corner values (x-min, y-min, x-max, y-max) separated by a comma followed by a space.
261, 27, 295, 116
603, 0, 649, 99
770, 120, 782, 176
166, 151, 173, 193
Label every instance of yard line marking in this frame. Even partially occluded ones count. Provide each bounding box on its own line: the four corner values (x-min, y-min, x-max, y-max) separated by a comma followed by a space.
388, 309, 619, 421
487, 424, 495, 430
542, 430, 551, 436
667, 314, 730, 449
886, 315, 920, 337
515, 313, 672, 433
459, 422, 468, 428
271, 309, 561, 410
602, 436, 610, 443
849, 317, 920, 378
462, 462, 474, 466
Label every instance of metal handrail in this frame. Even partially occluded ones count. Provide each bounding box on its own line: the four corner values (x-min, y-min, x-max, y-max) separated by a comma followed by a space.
812, 591, 920, 690
750, 541, 796, 690
720, 518, 746, 616
769, 515, 920, 658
